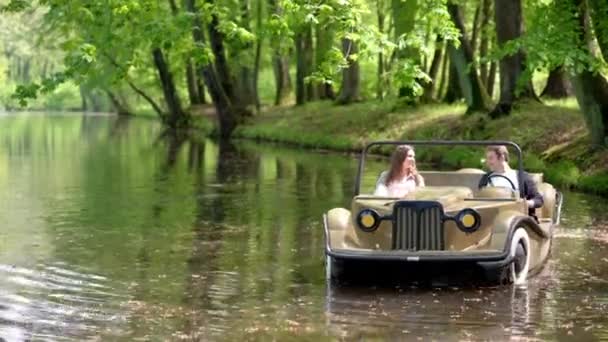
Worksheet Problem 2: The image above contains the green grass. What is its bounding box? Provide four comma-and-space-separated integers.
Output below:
215, 97, 608, 196
234, 99, 467, 150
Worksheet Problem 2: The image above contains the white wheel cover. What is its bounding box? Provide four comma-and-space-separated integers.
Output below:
510, 228, 530, 285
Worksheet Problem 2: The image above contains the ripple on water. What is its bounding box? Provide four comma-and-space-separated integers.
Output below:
0, 263, 128, 341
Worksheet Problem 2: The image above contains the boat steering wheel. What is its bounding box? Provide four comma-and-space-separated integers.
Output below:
486, 173, 517, 191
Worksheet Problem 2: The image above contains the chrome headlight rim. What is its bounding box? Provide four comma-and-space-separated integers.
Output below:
356, 208, 381, 232
455, 208, 481, 233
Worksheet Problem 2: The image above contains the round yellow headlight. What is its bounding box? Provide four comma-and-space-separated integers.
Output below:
361, 214, 376, 228
357, 209, 380, 232
461, 213, 476, 228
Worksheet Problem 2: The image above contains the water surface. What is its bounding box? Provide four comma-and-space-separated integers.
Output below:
0, 113, 607, 341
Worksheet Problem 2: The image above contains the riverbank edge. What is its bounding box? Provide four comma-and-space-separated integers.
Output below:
192, 99, 608, 197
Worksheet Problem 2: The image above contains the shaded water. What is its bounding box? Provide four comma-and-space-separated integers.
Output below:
0, 113, 607, 341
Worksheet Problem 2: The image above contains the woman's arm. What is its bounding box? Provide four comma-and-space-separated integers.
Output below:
416, 174, 425, 187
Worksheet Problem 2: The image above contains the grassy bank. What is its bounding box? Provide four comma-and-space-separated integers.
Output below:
205, 98, 606, 196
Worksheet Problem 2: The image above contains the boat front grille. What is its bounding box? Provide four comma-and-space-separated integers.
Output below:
393, 204, 444, 251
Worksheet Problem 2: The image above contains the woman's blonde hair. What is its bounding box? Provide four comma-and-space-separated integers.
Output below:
385, 145, 421, 185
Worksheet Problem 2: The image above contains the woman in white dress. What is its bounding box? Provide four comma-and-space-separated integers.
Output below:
374, 145, 425, 197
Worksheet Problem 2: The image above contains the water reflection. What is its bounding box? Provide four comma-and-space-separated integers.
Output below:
0, 262, 129, 340
0, 113, 607, 340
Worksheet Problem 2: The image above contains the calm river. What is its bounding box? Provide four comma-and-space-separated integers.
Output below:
0, 113, 607, 341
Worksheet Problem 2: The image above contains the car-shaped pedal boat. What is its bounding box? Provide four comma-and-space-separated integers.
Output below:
323, 140, 563, 285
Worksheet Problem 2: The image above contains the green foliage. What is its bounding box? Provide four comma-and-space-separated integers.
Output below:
579, 172, 608, 196
0, 0, 29, 12
442, 146, 483, 169
486, 0, 604, 96
544, 160, 581, 188
522, 153, 546, 172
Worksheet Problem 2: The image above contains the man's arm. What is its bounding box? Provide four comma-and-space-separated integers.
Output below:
524, 173, 544, 208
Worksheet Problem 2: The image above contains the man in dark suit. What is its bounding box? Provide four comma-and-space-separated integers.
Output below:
478, 145, 544, 217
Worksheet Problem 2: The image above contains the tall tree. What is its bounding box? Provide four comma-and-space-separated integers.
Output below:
336, 38, 360, 104
478, 0, 492, 87
438, 50, 450, 100
186, 60, 202, 105
315, 22, 336, 100
541, 66, 573, 98
444, 61, 462, 103
252, 0, 263, 111
152, 48, 189, 128
491, 0, 537, 118
376, 0, 386, 100
186, 0, 248, 138
422, 36, 444, 102
571, 0, 608, 146
295, 24, 314, 105
391, 0, 420, 99
268, 0, 292, 105
235, 0, 257, 106
447, 2, 490, 112
167, 0, 203, 107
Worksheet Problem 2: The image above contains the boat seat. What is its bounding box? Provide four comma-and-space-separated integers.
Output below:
419, 171, 485, 191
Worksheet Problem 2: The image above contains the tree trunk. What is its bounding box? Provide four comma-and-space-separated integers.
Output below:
273, 55, 292, 105
587, 0, 608, 58
268, 0, 292, 105
238, 67, 255, 106
168, 0, 178, 12
447, 2, 491, 112
392, 0, 419, 99
336, 38, 361, 104
171, 0, 200, 107
444, 59, 462, 103
186, 59, 201, 105
236, 0, 255, 106
80, 85, 88, 111
104, 52, 165, 117
471, 5, 482, 55
22, 58, 31, 83
487, 61, 497, 98
187, 0, 247, 138
572, 72, 608, 146
315, 22, 336, 100
295, 25, 314, 105
438, 50, 450, 100
304, 27, 316, 101
377, 0, 386, 100
88, 90, 105, 112
422, 36, 444, 102
152, 48, 189, 128
196, 73, 206, 104
479, 0, 492, 86
377, 49, 385, 100
491, 0, 537, 118
207, 12, 237, 104
541, 66, 573, 98
106, 90, 131, 115
571, 0, 608, 146
295, 31, 306, 105
41, 59, 49, 79
252, 0, 263, 111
